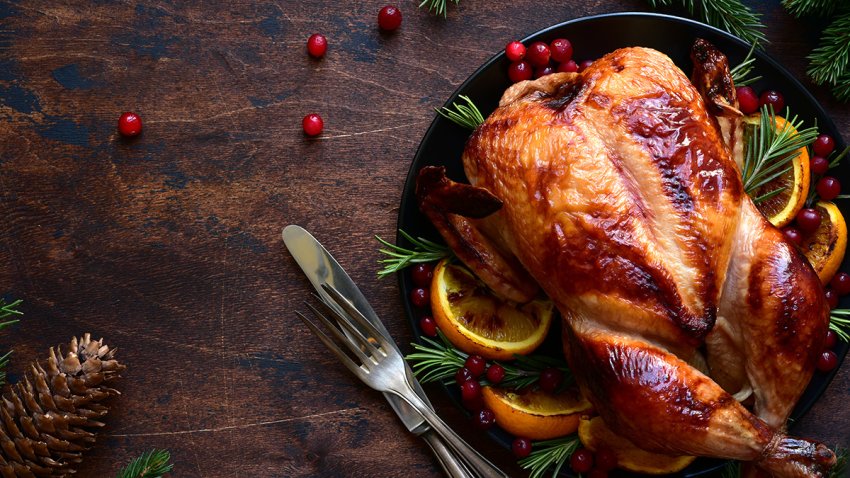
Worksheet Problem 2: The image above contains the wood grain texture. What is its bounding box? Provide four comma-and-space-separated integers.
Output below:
0, 1, 847, 477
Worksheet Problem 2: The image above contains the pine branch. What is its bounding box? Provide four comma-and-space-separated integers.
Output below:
436, 95, 485, 130
0, 298, 22, 328
375, 230, 452, 278
517, 435, 581, 478
116, 449, 173, 478
419, 0, 459, 17
833, 72, 850, 103
646, 0, 766, 45
781, 0, 840, 18
807, 12, 850, 87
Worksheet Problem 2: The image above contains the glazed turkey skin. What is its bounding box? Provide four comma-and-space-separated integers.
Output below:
417, 43, 834, 477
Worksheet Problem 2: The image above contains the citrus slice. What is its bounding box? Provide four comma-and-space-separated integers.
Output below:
745, 115, 811, 228
578, 416, 696, 474
430, 258, 553, 360
481, 386, 592, 440
800, 201, 848, 285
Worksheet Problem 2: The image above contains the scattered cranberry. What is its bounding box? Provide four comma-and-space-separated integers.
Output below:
508, 61, 533, 83
534, 66, 554, 78
594, 448, 618, 471
512, 437, 533, 458
578, 59, 593, 72
830, 272, 850, 296
461, 380, 481, 401
419, 316, 437, 337
795, 208, 821, 233
307, 33, 327, 58
759, 90, 785, 113
783, 228, 803, 246
117, 112, 142, 137
526, 42, 551, 67
588, 469, 609, 478
410, 287, 429, 307
474, 408, 496, 429
539, 367, 563, 393
813, 134, 836, 158
817, 176, 841, 201
557, 60, 578, 73
302, 113, 324, 136
736, 86, 759, 115
811, 156, 830, 176
456, 366, 475, 385
505, 41, 526, 62
549, 39, 573, 63
825, 289, 839, 309
377, 5, 402, 31
570, 448, 594, 473
411, 263, 434, 287
465, 355, 487, 377
486, 363, 505, 384
825, 330, 838, 349
816, 350, 838, 372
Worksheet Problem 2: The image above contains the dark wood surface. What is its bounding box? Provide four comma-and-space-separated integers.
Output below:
1, 1, 847, 476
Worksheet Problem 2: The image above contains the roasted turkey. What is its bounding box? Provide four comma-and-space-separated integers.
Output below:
417, 40, 836, 477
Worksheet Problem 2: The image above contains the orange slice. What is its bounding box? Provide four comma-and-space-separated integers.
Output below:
746, 115, 810, 228
800, 201, 848, 285
481, 386, 592, 440
578, 416, 696, 474
430, 258, 553, 360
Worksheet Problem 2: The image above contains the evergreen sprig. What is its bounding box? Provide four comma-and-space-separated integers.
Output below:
829, 309, 850, 342
645, 0, 766, 45
419, 0, 459, 17
116, 449, 173, 478
806, 11, 850, 101
375, 230, 452, 278
0, 298, 22, 328
436, 95, 485, 130
730, 42, 762, 87
517, 435, 581, 478
831, 447, 848, 478
782, 0, 840, 17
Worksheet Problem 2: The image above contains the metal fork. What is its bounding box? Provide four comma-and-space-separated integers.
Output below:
296, 283, 509, 478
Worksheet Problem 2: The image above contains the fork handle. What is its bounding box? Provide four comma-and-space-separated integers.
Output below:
421, 428, 476, 478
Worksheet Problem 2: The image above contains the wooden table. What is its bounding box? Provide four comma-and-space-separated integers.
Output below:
1, 1, 847, 476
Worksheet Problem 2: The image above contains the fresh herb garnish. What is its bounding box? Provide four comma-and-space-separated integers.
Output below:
517, 435, 582, 478
376, 230, 452, 278
418, 0, 459, 17
436, 95, 485, 130
830, 309, 850, 342
116, 449, 174, 478
730, 41, 762, 87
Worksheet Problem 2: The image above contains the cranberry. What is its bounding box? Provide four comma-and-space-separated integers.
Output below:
410, 287, 429, 307
474, 408, 496, 429
570, 448, 594, 473
455, 366, 475, 385
377, 5, 402, 31
534, 66, 554, 79
302, 113, 324, 136
817, 176, 841, 201
539, 367, 563, 393
813, 134, 836, 158
411, 263, 434, 287
307, 33, 327, 58
508, 61, 533, 83
460, 380, 481, 401
825, 330, 838, 349
825, 289, 840, 309
526, 42, 551, 67
795, 208, 821, 233
465, 355, 487, 377
783, 228, 803, 246
419, 316, 437, 337
512, 437, 533, 458
549, 38, 573, 63
811, 156, 830, 175
816, 350, 838, 372
588, 469, 609, 478
486, 363, 505, 384
505, 41, 526, 62
557, 60, 578, 73
578, 59, 593, 72
594, 448, 618, 470
759, 90, 785, 113
830, 272, 850, 296
118, 112, 143, 137
736, 86, 759, 115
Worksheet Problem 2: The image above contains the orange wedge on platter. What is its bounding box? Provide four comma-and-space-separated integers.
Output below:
481, 386, 592, 440
800, 201, 848, 285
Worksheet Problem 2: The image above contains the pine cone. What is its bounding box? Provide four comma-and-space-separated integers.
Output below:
0, 334, 125, 477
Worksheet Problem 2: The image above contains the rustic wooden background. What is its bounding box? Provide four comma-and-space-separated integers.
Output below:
1, 1, 847, 476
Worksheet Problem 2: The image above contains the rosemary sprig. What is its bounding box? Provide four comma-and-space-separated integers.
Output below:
829, 309, 850, 342
116, 449, 173, 478
721, 460, 741, 478
730, 42, 762, 87
645, 0, 767, 45
517, 435, 581, 478
831, 447, 848, 478
741, 105, 819, 202
375, 230, 452, 278
418, 0, 459, 17
436, 95, 485, 130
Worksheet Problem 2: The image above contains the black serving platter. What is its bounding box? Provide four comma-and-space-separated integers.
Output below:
396, 12, 848, 477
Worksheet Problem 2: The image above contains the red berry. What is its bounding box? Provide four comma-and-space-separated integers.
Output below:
570, 448, 594, 473
419, 316, 437, 337
830, 272, 850, 296
736, 86, 759, 115
505, 41, 526, 62
508, 61, 533, 83
411, 263, 434, 287
578, 59, 593, 72
410, 287, 429, 307
307, 33, 327, 58
539, 367, 563, 393
534, 66, 554, 79
486, 363, 505, 384
813, 134, 836, 158
817, 176, 841, 201
302, 113, 324, 136
465, 355, 487, 377
549, 38, 573, 63
783, 228, 803, 246
825, 330, 838, 349
474, 408, 496, 429
461, 380, 481, 401
759, 90, 785, 112
816, 350, 838, 372
594, 448, 618, 470
512, 437, 533, 458
588, 469, 609, 478
526, 42, 551, 67
456, 366, 475, 385
117, 112, 142, 137
811, 156, 830, 175
557, 60, 578, 73
825, 289, 840, 309
377, 5, 402, 31
795, 208, 821, 233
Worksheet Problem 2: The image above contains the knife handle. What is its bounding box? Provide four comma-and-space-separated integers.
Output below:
421, 428, 475, 478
